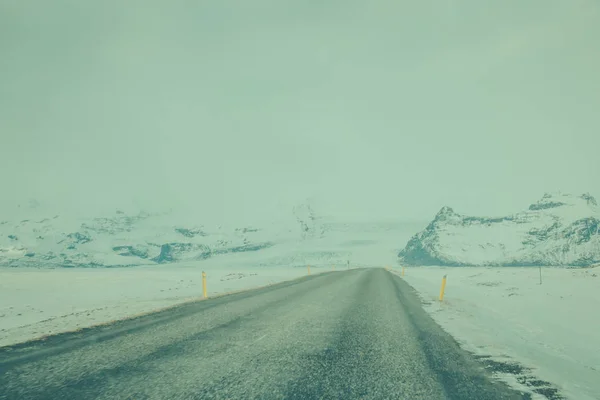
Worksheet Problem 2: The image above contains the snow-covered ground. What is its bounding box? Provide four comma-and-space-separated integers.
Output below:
396, 266, 600, 400
0, 262, 324, 348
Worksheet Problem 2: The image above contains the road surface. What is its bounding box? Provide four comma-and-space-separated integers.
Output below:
0, 268, 529, 399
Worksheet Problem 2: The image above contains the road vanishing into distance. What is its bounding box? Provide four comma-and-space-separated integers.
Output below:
0, 268, 530, 400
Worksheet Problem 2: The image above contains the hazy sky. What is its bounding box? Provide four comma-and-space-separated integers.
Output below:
1, 0, 599, 223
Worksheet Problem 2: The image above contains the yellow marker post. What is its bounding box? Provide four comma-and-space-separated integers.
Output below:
202, 271, 208, 299
402, 266, 405, 277
307, 265, 311, 275
439, 275, 447, 302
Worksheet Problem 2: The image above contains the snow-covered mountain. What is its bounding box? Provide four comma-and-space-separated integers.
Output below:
0, 207, 309, 268
0, 200, 420, 268
398, 193, 600, 267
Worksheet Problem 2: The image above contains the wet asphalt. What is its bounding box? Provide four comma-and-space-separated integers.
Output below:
0, 268, 530, 400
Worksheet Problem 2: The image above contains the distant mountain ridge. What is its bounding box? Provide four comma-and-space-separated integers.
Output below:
0, 206, 314, 268
398, 193, 600, 267
0, 203, 420, 269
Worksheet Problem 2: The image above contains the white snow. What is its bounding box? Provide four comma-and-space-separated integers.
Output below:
0, 263, 317, 347
396, 266, 600, 400
0, 204, 424, 269
238, 219, 424, 269
400, 193, 600, 266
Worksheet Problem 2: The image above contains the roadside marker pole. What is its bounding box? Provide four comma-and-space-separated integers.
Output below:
439, 275, 447, 302
202, 271, 208, 299
402, 266, 405, 277
307, 265, 311, 275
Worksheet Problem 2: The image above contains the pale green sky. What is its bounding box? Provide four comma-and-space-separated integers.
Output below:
1, 0, 599, 223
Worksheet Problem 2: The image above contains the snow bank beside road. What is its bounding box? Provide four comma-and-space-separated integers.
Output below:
0, 263, 315, 347
398, 266, 600, 400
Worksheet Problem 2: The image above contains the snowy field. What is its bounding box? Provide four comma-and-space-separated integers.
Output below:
0, 262, 328, 348
396, 266, 600, 400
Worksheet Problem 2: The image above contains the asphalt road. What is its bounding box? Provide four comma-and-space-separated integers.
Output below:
0, 268, 530, 400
